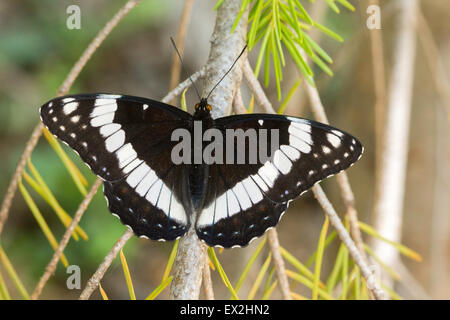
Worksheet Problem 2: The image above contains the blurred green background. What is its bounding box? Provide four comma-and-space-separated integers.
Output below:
0, 0, 448, 299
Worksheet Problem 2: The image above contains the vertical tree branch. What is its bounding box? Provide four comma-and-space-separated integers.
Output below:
371, 0, 418, 288
169, 0, 248, 300
202, 2, 248, 118
169, 228, 208, 300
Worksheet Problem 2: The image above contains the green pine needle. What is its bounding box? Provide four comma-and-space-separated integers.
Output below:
18, 180, 69, 268
0, 244, 30, 300
120, 249, 136, 300
228, 0, 352, 99
208, 247, 239, 299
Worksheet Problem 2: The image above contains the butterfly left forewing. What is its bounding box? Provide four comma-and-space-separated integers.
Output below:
39, 94, 192, 181
40, 93, 194, 241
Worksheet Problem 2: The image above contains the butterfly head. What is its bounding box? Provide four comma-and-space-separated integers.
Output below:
195, 98, 212, 113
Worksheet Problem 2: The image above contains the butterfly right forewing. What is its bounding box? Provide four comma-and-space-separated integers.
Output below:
195, 114, 363, 247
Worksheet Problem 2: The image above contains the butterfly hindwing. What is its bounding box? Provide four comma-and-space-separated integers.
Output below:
196, 163, 288, 248
104, 164, 191, 241
40, 94, 193, 241
195, 114, 363, 247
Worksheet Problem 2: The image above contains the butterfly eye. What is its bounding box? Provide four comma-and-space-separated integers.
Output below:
194, 103, 200, 110
207, 104, 212, 111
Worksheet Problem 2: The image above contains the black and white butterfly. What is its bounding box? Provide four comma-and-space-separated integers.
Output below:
39, 94, 363, 248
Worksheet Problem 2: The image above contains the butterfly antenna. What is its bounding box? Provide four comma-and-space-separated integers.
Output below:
170, 36, 201, 101
206, 45, 247, 100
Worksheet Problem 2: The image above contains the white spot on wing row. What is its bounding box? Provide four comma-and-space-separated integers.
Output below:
327, 133, 341, 148
116, 143, 137, 167
280, 145, 300, 161
258, 161, 279, 187
196, 174, 267, 228
90, 113, 114, 127
121, 151, 188, 225
288, 125, 312, 145
289, 135, 311, 154
272, 149, 292, 175
91, 101, 118, 117
62, 97, 75, 104
105, 129, 125, 152
100, 123, 121, 138
63, 102, 78, 115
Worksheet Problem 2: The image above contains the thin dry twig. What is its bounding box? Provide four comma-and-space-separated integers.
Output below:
312, 185, 385, 300
169, 0, 195, 105
3, 0, 203, 301
300, 51, 368, 270
233, 87, 248, 114
202, 254, 215, 300
302, 75, 367, 264
79, 229, 134, 300
162, 67, 205, 104
57, 0, 143, 96
31, 178, 103, 300
0, 0, 143, 236
242, 60, 276, 114
267, 229, 291, 300
0, 122, 44, 234
282, 0, 328, 116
